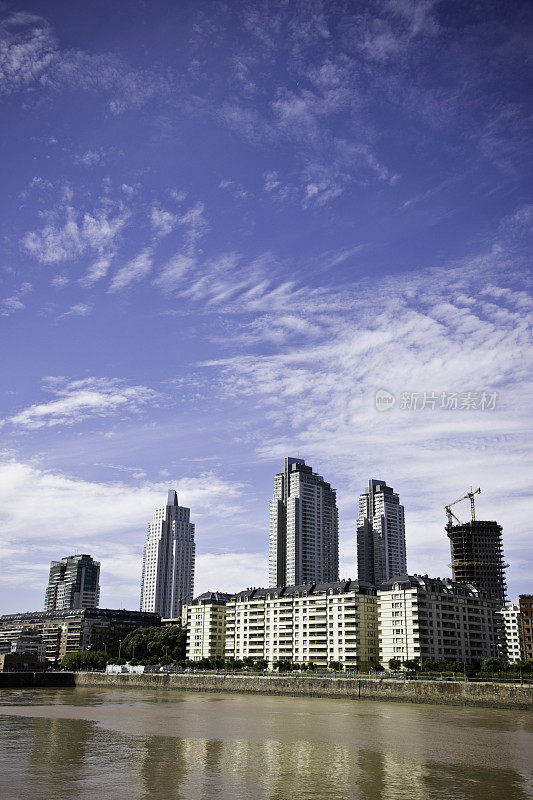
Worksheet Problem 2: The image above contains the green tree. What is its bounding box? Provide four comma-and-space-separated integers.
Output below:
252, 658, 268, 671
403, 658, 420, 672
481, 657, 507, 674
120, 625, 186, 662
62, 650, 108, 671
422, 658, 440, 672
212, 655, 225, 669
274, 659, 295, 672
445, 660, 464, 673
388, 658, 401, 671
329, 661, 343, 671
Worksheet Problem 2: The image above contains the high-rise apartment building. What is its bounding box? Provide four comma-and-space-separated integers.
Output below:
140, 490, 195, 618
357, 479, 406, 586
224, 580, 379, 669
500, 605, 523, 663
44, 554, 100, 611
379, 574, 501, 667
519, 595, 533, 663
447, 520, 507, 605
185, 591, 234, 662
269, 458, 339, 587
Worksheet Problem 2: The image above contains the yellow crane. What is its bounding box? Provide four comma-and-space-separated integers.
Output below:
444, 487, 481, 528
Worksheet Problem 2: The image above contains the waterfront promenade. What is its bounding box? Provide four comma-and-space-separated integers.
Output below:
2, 671, 532, 709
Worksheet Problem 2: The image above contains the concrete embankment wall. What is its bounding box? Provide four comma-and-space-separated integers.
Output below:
74, 673, 533, 710
0, 671, 75, 688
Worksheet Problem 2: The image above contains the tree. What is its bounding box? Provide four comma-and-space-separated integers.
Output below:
212, 656, 225, 669
252, 658, 268, 671
329, 661, 343, 671
274, 659, 295, 672
388, 658, 401, 671
445, 660, 464, 673
422, 658, 440, 672
481, 657, 507, 674
403, 658, 420, 672
62, 650, 108, 671
120, 625, 186, 662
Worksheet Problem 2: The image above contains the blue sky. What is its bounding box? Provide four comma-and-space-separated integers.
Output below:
1, 0, 531, 614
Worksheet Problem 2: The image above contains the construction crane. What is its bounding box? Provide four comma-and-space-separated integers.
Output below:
444, 487, 481, 528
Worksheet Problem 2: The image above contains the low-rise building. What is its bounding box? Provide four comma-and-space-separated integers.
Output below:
500, 605, 523, 663
0, 627, 45, 659
185, 591, 234, 662
378, 574, 501, 668
0, 608, 160, 663
0, 652, 48, 672
225, 580, 379, 669
519, 595, 533, 663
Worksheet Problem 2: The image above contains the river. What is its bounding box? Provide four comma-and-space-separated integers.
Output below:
0, 687, 531, 800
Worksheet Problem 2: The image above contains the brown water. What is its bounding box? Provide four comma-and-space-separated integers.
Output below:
0, 688, 531, 800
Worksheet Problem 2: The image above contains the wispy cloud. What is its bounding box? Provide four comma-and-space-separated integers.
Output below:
108, 247, 153, 292
22, 200, 130, 265
2, 376, 161, 429
0, 281, 32, 316
0, 11, 172, 112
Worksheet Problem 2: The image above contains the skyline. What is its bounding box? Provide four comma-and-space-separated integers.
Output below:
1, 1, 532, 613
4, 471, 522, 614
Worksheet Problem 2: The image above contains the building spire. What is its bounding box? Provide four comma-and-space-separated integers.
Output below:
167, 489, 178, 506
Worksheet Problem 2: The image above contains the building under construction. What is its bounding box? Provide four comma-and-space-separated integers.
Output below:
445, 489, 508, 606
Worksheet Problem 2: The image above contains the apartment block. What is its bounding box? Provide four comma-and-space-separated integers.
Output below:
269, 458, 339, 587
185, 591, 233, 662
500, 605, 523, 663
45, 554, 100, 611
519, 595, 533, 663
225, 580, 379, 669
140, 490, 195, 618
0, 608, 160, 663
357, 479, 407, 586
378, 574, 501, 668
447, 520, 507, 605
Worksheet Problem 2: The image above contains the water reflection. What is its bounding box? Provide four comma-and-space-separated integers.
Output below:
0, 691, 531, 800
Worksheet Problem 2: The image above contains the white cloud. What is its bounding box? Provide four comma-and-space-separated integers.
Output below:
0, 281, 32, 316
79, 257, 112, 287
22, 203, 129, 264
108, 248, 153, 292
58, 302, 93, 318
74, 149, 105, 166
150, 206, 178, 237
3, 376, 161, 429
50, 275, 69, 288
0, 454, 249, 610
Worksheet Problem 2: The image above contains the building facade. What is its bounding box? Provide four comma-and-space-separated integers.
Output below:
0, 627, 45, 659
357, 479, 407, 586
140, 490, 195, 618
0, 608, 160, 663
45, 554, 100, 611
225, 580, 379, 669
378, 574, 501, 668
500, 605, 523, 663
447, 520, 507, 605
269, 458, 339, 587
185, 591, 234, 662
519, 595, 533, 663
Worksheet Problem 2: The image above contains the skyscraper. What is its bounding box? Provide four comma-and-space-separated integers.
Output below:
140, 490, 195, 618
357, 479, 406, 586
269, 457, 339, 587
447, 520, 507, 605
45, 554, 100, 611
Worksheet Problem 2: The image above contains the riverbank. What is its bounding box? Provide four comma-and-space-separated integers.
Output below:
1, 671, 531, 708
74, 672, 532, 709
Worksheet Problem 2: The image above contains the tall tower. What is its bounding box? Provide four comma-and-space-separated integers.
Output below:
357, 479, 406, 586
447, 520, 507, 605
45, 554, 100, 611
269, 457, 339, 587
140, 490, 195, 618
